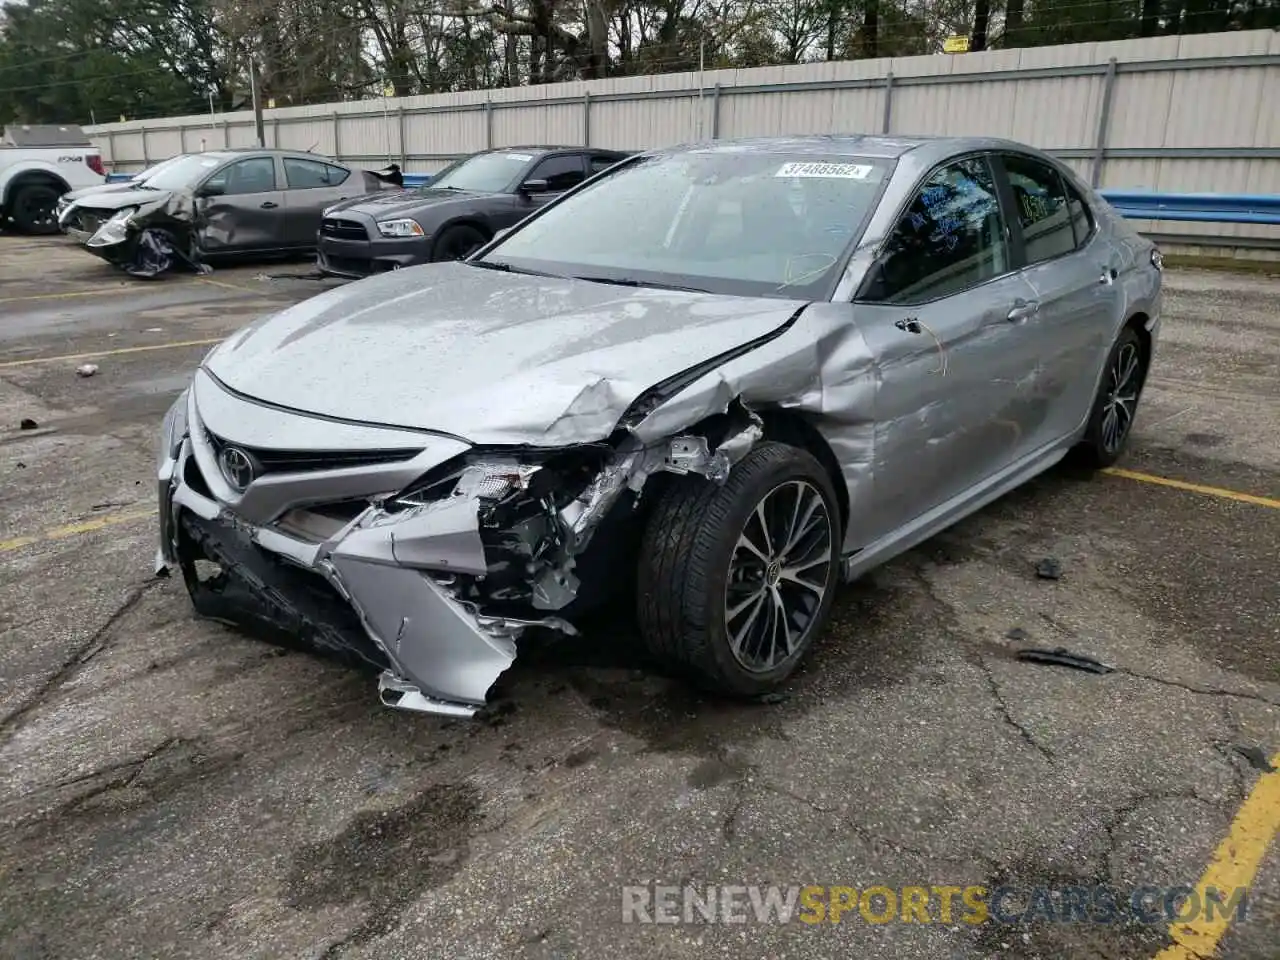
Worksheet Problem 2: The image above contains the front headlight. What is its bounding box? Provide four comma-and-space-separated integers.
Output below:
157, 388, 190, 471
87, 206, 138, 247
377, 218, 425, 238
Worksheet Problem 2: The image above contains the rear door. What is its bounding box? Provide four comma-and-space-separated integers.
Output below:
281, 156, 361, 246
995, 152, 1121, 453
197, 155, 285, 253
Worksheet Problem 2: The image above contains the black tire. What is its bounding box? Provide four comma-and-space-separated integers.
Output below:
432, 223, 488, 262
637, 441, 841, 698
1075, 325, 1147, 469
10, 183, 61, 235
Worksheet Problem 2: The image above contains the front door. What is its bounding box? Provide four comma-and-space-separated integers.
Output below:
853, 154, 1040, 544
198, 156, 285, 253
997, 153, 1121, 453
519, 153, 587, 211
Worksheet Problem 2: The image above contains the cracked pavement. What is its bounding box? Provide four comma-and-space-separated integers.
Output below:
1, 237, 1278, 959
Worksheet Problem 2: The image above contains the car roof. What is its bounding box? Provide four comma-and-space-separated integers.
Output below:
479, 145, 630, 155
646, 134, 1051, 163
195, 147, 349, 165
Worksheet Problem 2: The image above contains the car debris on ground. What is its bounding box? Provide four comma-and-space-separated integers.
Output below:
1035, 557, 1063, 580
1015, 646, 1115, 674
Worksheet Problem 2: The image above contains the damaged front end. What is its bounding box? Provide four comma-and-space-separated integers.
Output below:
156, 374, 764, 718
71, 193, 209, 279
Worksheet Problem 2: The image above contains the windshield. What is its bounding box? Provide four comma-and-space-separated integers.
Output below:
481, 151, 892, 299
428, 151, 535, 193
133, 155, 188, 182
138, 154, 229, 191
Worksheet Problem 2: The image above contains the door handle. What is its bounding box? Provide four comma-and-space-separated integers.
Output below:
1007, 299, 1039, 323
260, 201, 279, 209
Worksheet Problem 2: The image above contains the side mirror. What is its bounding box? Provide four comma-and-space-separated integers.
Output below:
520, 178, 549, 195
198, 182, 225, 198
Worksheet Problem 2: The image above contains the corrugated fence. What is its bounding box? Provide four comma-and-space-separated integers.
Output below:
86, 28, 1280, 253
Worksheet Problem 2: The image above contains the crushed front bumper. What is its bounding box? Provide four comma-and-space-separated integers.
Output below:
155, 376, 566, 718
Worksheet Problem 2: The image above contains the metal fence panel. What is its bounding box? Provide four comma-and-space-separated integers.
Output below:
82, 28, 1280, 254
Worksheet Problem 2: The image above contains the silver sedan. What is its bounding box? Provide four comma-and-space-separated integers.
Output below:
155, 135, 1162, 717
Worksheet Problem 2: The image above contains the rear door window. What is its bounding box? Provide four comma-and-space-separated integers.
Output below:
284, 157, 350, 189
1001, 154, 1076, 264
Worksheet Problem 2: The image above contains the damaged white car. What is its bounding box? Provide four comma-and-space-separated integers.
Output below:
156, 135, 1162, 717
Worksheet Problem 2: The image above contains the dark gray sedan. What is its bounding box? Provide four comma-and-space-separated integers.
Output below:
60, 149, 392, 259
316, 146, 632, 277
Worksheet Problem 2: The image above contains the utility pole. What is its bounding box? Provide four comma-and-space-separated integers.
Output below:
249, 58, 265, 147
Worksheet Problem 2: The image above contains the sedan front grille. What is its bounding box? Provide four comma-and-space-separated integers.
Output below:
205, 431, 421, 477
70, 208, 111, 234
321, 217, 369, 240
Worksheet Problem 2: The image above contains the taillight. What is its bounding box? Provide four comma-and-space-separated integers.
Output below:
87, 155, 106, 176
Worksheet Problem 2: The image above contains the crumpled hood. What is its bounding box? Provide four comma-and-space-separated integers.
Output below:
324, 188, 493, 220
204, 261, 809, 446
63, 181, 139, 204
70, 186, 178, 212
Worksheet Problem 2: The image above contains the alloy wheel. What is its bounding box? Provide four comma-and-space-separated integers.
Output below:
1100, 341, 1142, 453
724, 479, 833, 673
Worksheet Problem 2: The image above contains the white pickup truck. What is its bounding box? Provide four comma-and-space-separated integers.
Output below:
1, 125, 106, 234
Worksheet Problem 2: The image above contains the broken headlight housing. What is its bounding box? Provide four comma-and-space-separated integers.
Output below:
390, 446, 616, 606
392, 446, 610, 511
157, 388, 189, 470
87, 206, 138, 247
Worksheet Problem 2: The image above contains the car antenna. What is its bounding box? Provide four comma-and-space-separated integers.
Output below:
306, 140, 319, 153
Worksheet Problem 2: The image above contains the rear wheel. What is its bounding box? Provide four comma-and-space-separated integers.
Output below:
432, 223, 487, 262
637, 442, 840, 698
1075, 325, 1147, 468
10, 183, 61, 234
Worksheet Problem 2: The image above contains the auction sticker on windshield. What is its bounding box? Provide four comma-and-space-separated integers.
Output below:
506, 153, 534, 162
775, 162, 874, 179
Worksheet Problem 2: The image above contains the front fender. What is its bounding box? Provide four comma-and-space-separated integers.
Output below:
0, 161, 70, 205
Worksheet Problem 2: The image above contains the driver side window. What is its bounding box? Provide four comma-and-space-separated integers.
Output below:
528, 154, 586, 192
862, 156, 1010, 305
207, 157, 277, 196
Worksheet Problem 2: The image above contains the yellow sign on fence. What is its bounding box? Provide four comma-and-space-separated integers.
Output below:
943, 35, 970, 54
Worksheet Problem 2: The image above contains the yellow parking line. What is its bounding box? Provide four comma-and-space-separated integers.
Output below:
0, 286, 140, 305
0, 508, 157, 554
1103, 467, 1280, 510
0, 338, 221, 369
1151, 750, 1280, 960
197, 275, 258, 294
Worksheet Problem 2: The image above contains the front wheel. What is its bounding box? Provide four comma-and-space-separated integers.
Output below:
637, 441, 841, 698
1075, 325, 1147, 469
10, 183, 61, 235
432, 224, 488, 262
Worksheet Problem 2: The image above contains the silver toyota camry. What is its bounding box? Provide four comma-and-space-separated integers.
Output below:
155, 135, 1162, 717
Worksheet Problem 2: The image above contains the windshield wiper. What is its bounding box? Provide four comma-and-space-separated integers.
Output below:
468, 259, 556, 278
572, 275, 710, 294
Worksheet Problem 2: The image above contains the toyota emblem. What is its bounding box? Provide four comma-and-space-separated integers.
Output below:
218, 446, 257, 491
